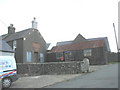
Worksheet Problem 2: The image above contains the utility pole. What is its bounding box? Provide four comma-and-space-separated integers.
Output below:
113, 23, 119, 52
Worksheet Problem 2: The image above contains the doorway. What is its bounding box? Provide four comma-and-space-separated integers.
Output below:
34, 52, 38, 63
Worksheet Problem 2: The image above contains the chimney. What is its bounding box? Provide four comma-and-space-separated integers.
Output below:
8, 24, 15, 34
32, 17, 38, 29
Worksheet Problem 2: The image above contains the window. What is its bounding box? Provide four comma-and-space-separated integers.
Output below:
26, 52, 32, 62
56, 52, 64, 61
13, 40, 17, 51
84, 49, 92, 57
40, 53, 44, 63
65, 51, 74, 61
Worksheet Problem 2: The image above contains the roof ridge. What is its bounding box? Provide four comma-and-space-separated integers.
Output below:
74, 33, 86, 40
87, 37, 107, 40
2, 28, 35, 41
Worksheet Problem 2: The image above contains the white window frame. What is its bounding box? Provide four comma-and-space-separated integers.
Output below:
39, 53, 44, 63
13, 40, 17, 51
84, 49, 92, 57
26, 51, 32, 62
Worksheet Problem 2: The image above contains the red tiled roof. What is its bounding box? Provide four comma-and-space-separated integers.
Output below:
50, 40, 104, 52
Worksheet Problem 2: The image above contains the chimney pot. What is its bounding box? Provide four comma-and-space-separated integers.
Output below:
8, 24, 15, 34
32, 17, 38, 29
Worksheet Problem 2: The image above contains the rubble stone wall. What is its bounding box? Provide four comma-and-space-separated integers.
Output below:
17, 61, 81, 76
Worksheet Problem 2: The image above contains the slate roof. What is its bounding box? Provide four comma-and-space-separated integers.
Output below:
87, 37, 108, 41
73, 33, 86, 42
46, 43, 51, 49
0, 40, 14, 52
75, 33, 85, 39
56, 34, 86, 46
56, 40, 73, 46
50, 40, 104, 53
1, 28, 37, 41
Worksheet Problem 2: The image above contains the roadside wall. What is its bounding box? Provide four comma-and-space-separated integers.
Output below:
17, 61, 81, 76
107, 52, 118, 63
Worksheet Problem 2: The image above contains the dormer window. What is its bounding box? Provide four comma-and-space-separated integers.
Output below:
13, 40, 17, 51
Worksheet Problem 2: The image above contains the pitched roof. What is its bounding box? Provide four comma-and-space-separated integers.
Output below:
87, 37, 107, 41
73, 33, 86, 43
1, 28, 36, 41
0, 40, 14, 52
50, 40, 104, 53
75, 33, 86, 39
56, 33, 86, 46
46, 43, 51, 49
56, 40, 73, 46
55, 36, 110, 52
87, 37, 111, 51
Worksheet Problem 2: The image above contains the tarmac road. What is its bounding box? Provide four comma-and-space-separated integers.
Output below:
10, 73, 81, 88
45, 63, 119, 88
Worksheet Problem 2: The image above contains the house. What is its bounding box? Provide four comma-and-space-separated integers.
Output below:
47, 34, 110, 65
0, 40, 14, 56
0, 18, 46, 63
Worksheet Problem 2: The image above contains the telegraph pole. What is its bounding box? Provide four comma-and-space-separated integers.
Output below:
113, 23, 119, 52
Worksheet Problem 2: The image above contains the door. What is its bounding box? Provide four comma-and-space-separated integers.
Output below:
34, 52, 38, 63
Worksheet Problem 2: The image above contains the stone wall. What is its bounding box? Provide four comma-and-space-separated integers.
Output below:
17, 61, 81, 76
107, 52, 118, 63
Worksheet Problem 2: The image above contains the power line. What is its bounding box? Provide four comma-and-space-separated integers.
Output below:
0, 18, 8, 28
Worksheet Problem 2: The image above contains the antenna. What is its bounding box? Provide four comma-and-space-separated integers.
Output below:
0, 19, 7, 28
113, 23, 119, 52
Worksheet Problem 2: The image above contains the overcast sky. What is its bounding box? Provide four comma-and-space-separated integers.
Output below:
0, 0, 119, 52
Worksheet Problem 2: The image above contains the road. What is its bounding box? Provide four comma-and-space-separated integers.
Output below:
10, 73, 80, 88
9, 65, 106, 88
7, 63, 118, 89
45, 63, 119, 88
